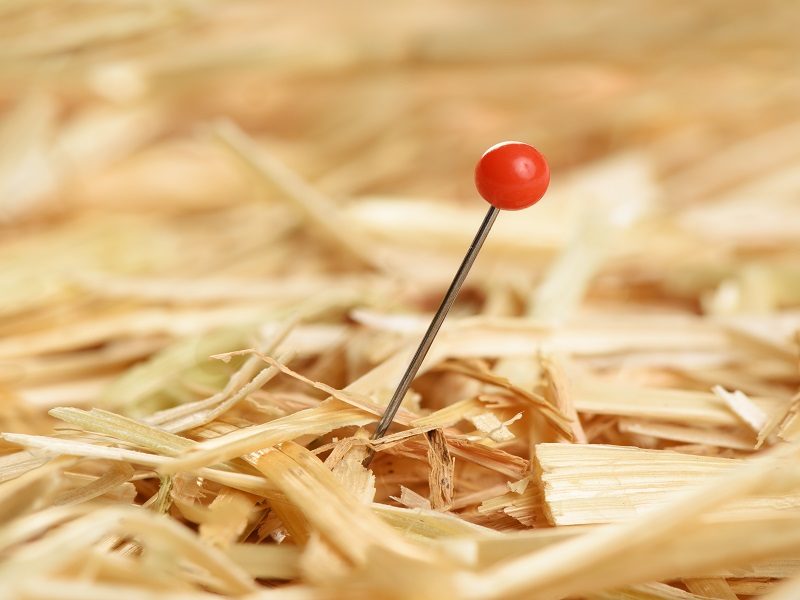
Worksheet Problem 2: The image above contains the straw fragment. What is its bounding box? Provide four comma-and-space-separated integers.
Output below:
425, 429, 454, 510
534, 442, 800, 525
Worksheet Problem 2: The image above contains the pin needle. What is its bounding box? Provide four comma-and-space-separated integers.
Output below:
365, 141, 550, 466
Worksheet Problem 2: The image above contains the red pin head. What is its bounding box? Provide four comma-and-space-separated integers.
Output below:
474, 141, 550, 210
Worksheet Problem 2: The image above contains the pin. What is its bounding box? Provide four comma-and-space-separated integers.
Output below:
366, 141, 550, 464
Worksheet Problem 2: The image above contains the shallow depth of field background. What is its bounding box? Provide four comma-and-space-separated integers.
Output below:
3, 2, 799, 217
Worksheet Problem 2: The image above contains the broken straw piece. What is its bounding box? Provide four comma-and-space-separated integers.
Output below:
534, 443, 800, 526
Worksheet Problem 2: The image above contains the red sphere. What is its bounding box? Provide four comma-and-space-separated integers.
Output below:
474, 141, 550, 210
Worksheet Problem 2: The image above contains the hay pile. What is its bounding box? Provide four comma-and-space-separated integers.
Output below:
1, 2, 799, 599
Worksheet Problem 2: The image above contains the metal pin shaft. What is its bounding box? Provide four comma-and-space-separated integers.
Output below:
368, 205, 500, 454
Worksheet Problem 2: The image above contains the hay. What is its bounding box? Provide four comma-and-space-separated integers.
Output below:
1, 1, 799, 599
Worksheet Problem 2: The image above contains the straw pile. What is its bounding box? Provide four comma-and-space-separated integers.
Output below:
1, 2, 799, 599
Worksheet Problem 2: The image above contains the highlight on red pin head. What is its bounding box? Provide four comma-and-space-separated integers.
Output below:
474, 141, 550, 211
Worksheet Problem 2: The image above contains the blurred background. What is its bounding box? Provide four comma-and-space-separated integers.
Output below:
0, 0, 799, 428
